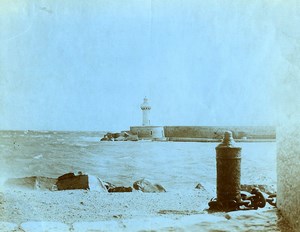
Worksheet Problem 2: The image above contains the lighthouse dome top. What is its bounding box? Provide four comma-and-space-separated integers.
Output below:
140, 97, 151, 110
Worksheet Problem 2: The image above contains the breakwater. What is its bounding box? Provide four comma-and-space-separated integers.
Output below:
164, 126, 276, 140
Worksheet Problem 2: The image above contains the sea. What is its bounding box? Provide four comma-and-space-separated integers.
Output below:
0, 130, 277, 192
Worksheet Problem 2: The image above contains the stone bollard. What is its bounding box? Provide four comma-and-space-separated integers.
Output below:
208, 131, 242, 211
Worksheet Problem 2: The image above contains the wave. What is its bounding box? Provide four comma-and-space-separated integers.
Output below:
78, 136, 102, 142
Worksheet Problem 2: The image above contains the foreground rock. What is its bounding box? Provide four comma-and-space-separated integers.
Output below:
108, 186, 133, 192
56, 173, 107, 192
195, 183, 205, 190
133, 179, 166, 193
103, 181, 133, 192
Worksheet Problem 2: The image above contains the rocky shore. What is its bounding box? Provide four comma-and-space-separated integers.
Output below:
0, 174, 293, 232
0, 188, 293, 232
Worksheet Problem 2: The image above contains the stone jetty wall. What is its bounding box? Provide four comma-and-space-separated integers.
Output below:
164, 126, 276, 139
130, 126, 165, 139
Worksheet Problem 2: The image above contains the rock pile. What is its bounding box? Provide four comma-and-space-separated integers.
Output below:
133, 179, 166, 193
100, 131, 138, 141
103, 181, 133, 192
55, 173, 164, 193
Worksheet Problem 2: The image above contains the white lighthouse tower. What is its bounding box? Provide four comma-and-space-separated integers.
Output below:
140, 97, 151, 126
130, 97, 165, 140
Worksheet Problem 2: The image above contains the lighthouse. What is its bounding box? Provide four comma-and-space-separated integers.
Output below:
140, 97, 151, 126
130, 97, 165, 140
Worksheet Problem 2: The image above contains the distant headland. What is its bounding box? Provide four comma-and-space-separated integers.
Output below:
100, 98, 276, 142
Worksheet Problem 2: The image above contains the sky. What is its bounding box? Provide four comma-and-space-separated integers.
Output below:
0, 0, 299, 131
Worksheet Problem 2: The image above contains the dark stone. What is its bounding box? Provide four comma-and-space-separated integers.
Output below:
106, 133, 113, 138
57, 173, 75, 181
100, 137, 109, 141
103, 133, 114, 140
56, 173, 89, 190
56, 173, 107, 192
108, 186, 133, 192
103, 181, 133, 192
112, 133, 121, 139
133, 179, 166, 193
195, 183, 205, 190
101, 132, 121, 141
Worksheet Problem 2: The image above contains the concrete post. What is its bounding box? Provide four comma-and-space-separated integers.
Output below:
209, 131, 242, 211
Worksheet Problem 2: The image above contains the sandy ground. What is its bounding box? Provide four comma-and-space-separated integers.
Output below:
0, 188, 294, 232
